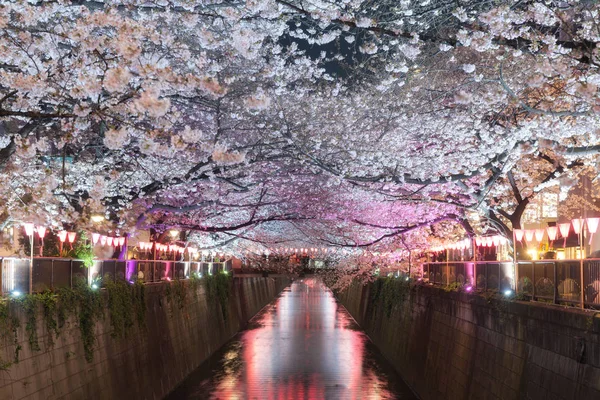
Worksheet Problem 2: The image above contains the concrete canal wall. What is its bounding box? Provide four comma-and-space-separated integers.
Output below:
0, 276, 290, 400
337, 280, 600, 400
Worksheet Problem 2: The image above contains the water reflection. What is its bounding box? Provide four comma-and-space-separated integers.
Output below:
167, 278, 416, 399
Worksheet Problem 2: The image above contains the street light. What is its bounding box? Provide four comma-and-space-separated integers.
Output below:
91, 214, 104, 223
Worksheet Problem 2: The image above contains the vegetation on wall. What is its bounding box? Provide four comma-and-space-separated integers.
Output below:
0, 273, 229, 369
204, 273, 232, 320
105, 278, 146, 339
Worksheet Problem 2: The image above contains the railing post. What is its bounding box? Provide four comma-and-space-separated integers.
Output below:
553, 261, 558, 305
580, 257, 585, 309
474, 262, 477, 288
532, 261, 536, 301
51, 259, 54, 290
484, 262, 488, 291
69, 259, 73, 288
514, 260, 519, 293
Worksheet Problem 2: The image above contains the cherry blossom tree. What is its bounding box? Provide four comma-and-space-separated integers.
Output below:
1, 0, 600, 278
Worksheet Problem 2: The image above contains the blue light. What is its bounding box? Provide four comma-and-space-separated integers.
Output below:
91, 284, 99, 290
504, 289, 513, 297
11, 291, 21, 298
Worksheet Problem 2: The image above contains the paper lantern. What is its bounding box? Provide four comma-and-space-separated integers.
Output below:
525, 230, 534, 242
558, 223, 570, 238
547, 226, 558, 241
475, 237, 482, 247
92, 233, 100, 245
36, 226, 46, 239
572, 218, 584, 235
118, 237, 125, 246
67, 232, 76, 243
58, 231, 68, 242
587, 217, 600, 234
514, 229, 524, 242
23, 223, 34, 236
485, 237, 493, 247
106, 237, 113, 246
535, 229, 545, 242
492, 236, 500, 247
100, 236, 107, 246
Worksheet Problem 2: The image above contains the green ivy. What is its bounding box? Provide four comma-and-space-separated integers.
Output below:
0, 299, 20, 367
172, 279, 187, 310
18, 295, 41, 352
204, 273, 232, 320
105, 278, 135, 339
73, 281, 104, 362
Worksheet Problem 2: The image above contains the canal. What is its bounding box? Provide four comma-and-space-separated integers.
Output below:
167, 277, 417, 399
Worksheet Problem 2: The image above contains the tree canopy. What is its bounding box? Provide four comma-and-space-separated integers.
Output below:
1, 0, 600, 255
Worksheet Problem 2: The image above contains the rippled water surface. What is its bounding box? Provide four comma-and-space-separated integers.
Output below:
167, 278, 416, 399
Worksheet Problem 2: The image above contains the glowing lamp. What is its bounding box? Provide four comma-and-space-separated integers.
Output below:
558, 223, 570, 238
525, 230, 534, 242
23, 223, 34, 236
485, 237, 493, 247
514, 229, 524, 242
572, 218, 584, 235
547, 226, 558, 241
58, 231, 68, 243
100, 236, 107, 246
587, 217, 600, 234
475, 237, 482, 247
535, 229, 545, 242
107, 237, 113, 246
92, 233, 100, 245
67, 232, 76, 243
36, 226, 46, 239
119, 237, 125, 246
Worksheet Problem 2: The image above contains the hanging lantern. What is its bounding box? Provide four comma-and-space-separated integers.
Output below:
92, 233, 100, 245
572, 218, 584, 235
100, 236, 107, 246
558, 223, 570, 238
23, 223, 34, 236
525, 230, 534, 242
485, 237, 493, 247
535, 229, 545, 242
119, 237, 125, 246
587, 217, 600, 234
475, 237, 482, 247
36, 226, 46, 239
547, 227, 558, 241
107, 237, 113, 246
492, 236, 500, 247
514, 229, 524, 242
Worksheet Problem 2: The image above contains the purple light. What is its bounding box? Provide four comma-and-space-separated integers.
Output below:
126, 260, 137, 281
465, 285, 473, 292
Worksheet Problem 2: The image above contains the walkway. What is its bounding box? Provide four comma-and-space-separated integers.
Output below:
167, 277, 416, 399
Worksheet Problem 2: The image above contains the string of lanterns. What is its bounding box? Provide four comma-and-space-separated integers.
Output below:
513, 217, 600, 245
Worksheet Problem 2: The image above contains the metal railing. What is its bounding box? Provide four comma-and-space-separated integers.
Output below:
0, 257, 233, 295
422, 259, 600, 308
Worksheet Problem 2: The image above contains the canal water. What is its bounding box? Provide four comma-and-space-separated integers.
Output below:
167, 277, 416, 399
